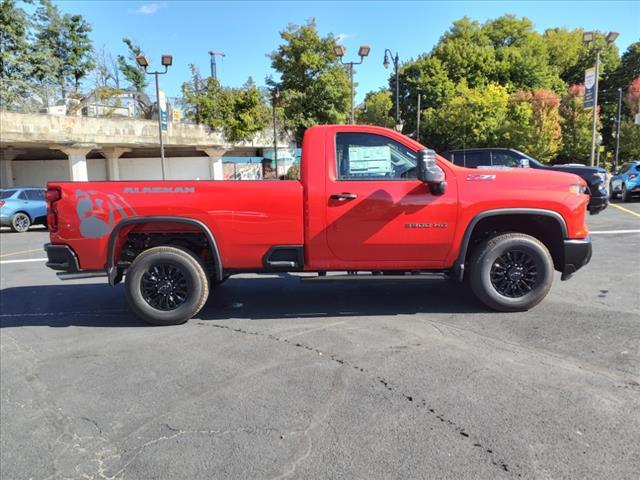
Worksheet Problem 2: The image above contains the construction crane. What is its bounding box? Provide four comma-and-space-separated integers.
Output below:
208, 51, 225, 80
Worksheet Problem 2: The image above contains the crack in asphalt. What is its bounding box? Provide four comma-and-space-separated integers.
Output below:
197, 321, 520, 477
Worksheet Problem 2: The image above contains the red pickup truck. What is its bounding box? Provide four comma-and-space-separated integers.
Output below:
44, 125, 592, 325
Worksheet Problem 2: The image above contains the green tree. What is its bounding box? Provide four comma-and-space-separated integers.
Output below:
483, 15, 564, 92
502, 89, 562, 162
546, 29, 620, 87
32, 0, 66, 96
618, 119, 640, 162
423, 82, 510, 151
65, 14, 94, 90
269, 19, 350, 144
608, 42, 640, 93
181, 67, 270, 142
225, 78, 271, 142
558, 84, 594, 164
31, 0, 94, 97
395, 54, 455, 138
356, 90, 394, 128
432, 17, 496, 88
118, 37, 147, 92
0, 0, 32, 109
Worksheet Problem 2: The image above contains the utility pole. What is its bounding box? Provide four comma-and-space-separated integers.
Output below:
615, 87, 622, 172
383, 49, 401, 131
416, 94, 421, 142
208, 51, 225, 80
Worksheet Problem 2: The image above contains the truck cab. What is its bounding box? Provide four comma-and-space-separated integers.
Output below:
45, 125, 592, 325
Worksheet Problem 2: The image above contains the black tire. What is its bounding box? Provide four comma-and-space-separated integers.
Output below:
469, 233, 554, 312
621, 184, 632, 203
125, 246, 210, 325
10, 212, 31, 232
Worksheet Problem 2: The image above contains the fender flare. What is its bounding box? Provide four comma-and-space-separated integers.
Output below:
105, 216, 223, 285
452, 208, 568, 281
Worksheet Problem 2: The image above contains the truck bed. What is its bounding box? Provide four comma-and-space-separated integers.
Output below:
48, 180, 304, 271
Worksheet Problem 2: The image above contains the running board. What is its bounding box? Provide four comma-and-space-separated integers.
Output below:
301, 273, 446, 282
57, 271, 107, 280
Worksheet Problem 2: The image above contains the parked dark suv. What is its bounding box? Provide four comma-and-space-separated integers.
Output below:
441, 148, 608, 214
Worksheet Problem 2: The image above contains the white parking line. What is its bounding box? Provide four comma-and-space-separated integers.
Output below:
0, 258, 47, 264
590, 230, 640, 235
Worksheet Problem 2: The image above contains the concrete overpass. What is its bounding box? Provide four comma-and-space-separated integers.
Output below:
0, 111, 295, 187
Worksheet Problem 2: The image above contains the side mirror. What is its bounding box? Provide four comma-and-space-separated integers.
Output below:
518, 158, 530, 168
417, 149, 447, 195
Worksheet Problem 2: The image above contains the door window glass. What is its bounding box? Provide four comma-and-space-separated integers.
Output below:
25, 190, 43, 201
490, 151, 521, 167
336, 132, 417, 180
18, 191, 28, 200
457, 151, 488, 168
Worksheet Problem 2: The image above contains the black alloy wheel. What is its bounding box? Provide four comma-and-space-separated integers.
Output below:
489, 250, 538, 298
141, 263, 189, 311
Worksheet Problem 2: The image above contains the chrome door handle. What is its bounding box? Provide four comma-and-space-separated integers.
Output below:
330, 193, 357, 200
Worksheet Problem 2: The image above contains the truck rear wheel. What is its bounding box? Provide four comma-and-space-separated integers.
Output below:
125, 246, 209, 325
468, 233, 553, 312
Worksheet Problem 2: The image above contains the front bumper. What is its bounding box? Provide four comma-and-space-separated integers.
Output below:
561, 236, 592, 281
587, 194, 608, 214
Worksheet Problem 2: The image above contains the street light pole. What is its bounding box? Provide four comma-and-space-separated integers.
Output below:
153, 71, 166, 179
615, 87, 622, 172
271, 85, 279, 178
589, 49, 601, 167
583, 31, 618, 167
137, 54, 173, 180
383, 49, 400, 129
334, 44, 370, 124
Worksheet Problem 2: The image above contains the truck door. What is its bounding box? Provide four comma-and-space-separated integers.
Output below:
325, 131, 457, 264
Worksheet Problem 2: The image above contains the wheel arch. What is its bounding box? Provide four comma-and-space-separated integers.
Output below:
453, 208, 568, 280
12, 210, 32, 221
105, 216, 223, 285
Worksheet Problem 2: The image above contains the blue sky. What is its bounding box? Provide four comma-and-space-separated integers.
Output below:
53, 1, 639, 103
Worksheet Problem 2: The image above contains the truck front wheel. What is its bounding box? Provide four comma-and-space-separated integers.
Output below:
469, 233, 553, 312
125, 246, 210, 325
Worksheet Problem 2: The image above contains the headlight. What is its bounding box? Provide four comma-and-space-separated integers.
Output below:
569, 184, 589, 194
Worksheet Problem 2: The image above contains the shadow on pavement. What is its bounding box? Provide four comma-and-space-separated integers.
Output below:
0, 274, 486, 328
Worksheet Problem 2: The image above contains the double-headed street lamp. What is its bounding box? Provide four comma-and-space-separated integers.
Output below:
334, 44, 370, 124
583, 30, 618, 167
383, 49, 401, 131
136, 53, 173, 180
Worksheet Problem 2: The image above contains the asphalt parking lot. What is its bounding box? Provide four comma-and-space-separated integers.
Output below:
1, 202, 639, 480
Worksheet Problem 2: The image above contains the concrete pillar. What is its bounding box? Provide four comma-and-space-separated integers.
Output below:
197, 147, 227, 180
53, 143, 97, 182
0, 148, 23, 188
100, 147, 131, 181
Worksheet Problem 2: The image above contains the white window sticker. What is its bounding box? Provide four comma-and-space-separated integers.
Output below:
348, 146, 392, 176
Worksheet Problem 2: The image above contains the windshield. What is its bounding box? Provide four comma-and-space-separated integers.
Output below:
0, 190, 17, 199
